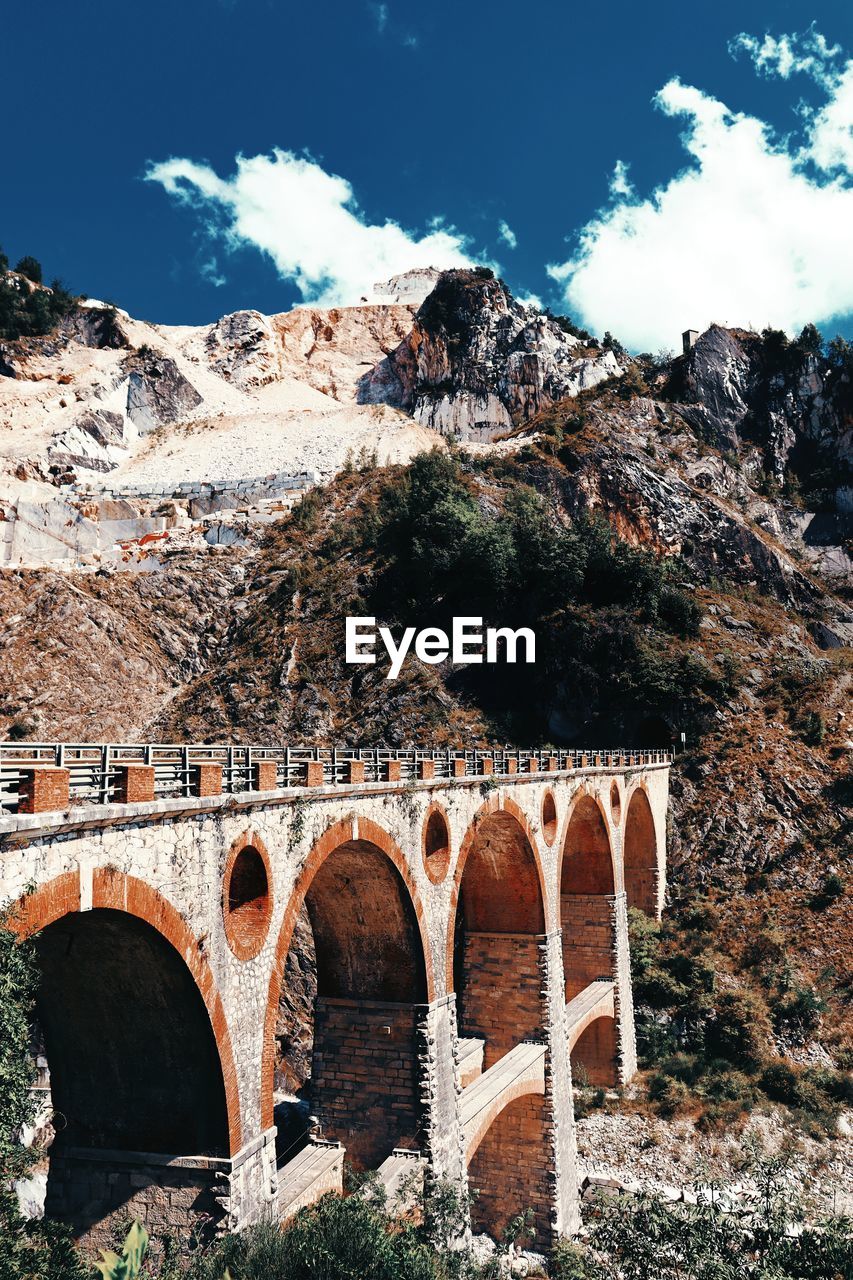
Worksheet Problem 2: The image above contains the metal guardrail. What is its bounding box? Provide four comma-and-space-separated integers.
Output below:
0, 743, 671, 815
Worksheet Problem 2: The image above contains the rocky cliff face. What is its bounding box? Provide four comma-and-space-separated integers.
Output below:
360, 269, 620, 438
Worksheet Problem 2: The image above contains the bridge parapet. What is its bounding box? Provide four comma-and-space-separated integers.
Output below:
0, 741, 671, 816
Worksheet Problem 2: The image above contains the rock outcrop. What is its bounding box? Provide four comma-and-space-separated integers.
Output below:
359, 269, 621, 439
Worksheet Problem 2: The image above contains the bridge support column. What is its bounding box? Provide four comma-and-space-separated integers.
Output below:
225, 1127, 278, 1232
610, 891, 637, 1083
417, 994, 467, 1193
539, 929, 581, 1240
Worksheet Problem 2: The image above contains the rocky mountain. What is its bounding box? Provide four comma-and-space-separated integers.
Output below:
0, 267, 850, 1138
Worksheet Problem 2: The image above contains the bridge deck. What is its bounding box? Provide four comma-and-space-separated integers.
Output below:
460, 1041, 546, 1160
457, 1036, 485, 1086
277, 1141, 344, 1222
566, 980, 615, 1050
376, 1148, 426, 1211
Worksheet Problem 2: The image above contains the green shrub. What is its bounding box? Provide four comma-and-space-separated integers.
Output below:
705, 989, 771, 1068
14, 255, 42, 284
583, 1150, 853, 1279
94, 1221, 149, 1279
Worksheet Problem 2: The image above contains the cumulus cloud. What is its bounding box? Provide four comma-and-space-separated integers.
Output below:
498, 219, 517, 249
146, 149, 474, 305
549, 30, 853, 350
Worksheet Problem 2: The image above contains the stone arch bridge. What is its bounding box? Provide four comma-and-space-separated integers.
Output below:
0, 743, 669, 1251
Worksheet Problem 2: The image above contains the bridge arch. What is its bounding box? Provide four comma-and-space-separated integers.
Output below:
446, 796, 552, 1245
262, 816, 433, 1167
9, 869, 240, 1245
623, 786, 659, 917
560, 793, 619, 1086
446, 794, 547, 994
11, 868, 241, 1154
559, 792, 616, 898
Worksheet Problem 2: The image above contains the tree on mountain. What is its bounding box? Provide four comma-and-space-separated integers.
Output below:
14, 256, 42, 284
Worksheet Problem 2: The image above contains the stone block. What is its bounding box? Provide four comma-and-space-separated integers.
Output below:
417, 759, 435, 781
18, 767, 70, 814
114, 764, 155, 805
384, 760, 401, 782
252, 760, 278, 791
305, 761, 325, 787
190, 763, 222, 797
452, 758, 467, 778
345, 760, 365, 784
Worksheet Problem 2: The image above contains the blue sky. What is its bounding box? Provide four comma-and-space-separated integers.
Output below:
2, 1, 852, 349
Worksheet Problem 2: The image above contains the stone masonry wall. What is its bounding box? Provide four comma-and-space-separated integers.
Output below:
460, 933, 543, 1068
312, 998, 421, 1168
561, 894, 614, 997
468, 1094, 552, 1247
45, 1146, 225, 1250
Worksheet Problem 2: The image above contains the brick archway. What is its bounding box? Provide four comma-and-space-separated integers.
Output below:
623, 785, 660, 916
558, 789, 617, 897
10, 868, 243, 1155
261, 815, 436, 1132
445, 794, 549, 993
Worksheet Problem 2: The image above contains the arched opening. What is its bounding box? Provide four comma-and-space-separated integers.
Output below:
224, 842, 272, 959
34, 908, 230, 1242
541, 790, 558, 845
273, 829, 429, 1171
468, 1092, 551, 1249
561, 795, 615, 900
623, 788, 658, 917
560, 796, 619, 1088
452, 805, 546, 1068
570, 1016, 619, 1088
423, 806, 451, 884
609, 781, 622, 824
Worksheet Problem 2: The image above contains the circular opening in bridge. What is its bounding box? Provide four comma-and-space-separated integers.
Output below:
610, 782, 622, 824
541, 790, 557, 845
423, 807, 451, 883
224, 840, 272, 960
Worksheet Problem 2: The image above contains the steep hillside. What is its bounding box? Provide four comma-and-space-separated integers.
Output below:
0, 267, 850, 1138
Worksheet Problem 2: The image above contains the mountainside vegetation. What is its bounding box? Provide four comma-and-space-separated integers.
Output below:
0, 248, 77, 341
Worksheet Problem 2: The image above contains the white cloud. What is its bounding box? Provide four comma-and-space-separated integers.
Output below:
731, 28, 841, 85
370, 3, 388, 34
609, 160, 633, 199
145, 149, 474, 305
498, 219, 517, 249
549, 31, 853, 350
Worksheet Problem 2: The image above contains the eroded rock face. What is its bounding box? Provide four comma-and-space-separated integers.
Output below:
205, 310, 281, 389
678, 325, 852, 484
360, 270, 621, 439
123, 354, 203, 431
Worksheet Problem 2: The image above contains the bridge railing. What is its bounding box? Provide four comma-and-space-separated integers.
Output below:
0, 743, 671, 815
